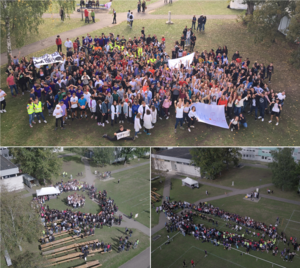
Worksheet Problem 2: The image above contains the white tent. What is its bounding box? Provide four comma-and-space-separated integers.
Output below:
182, 177, 199, 188
229, 0, 248, 10
36, 187, 60, 197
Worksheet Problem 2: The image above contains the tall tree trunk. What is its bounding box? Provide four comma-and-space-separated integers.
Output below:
246, 1, 255, 15
5, 16, 12, 63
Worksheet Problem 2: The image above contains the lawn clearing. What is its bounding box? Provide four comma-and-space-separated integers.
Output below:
95, 164, 150, 227
1, 19, 300, 146
170, 177, 229, 203
109, 0, 160, 13
1, 18, 98, 54
47, 191, 100, 214
260, 185, 300, 201
152, 0, 244, 15
51, 155, 86, 184
89, 157, 149, 170
204, 166, 273, 189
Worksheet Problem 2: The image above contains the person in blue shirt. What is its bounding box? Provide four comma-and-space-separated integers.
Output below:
78, 94, 87, 119
76, 88, 83, 99
132, 100, 140, 121
34, 85, 44, 100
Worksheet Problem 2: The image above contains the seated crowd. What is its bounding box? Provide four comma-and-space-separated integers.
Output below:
4, 27, 286, 136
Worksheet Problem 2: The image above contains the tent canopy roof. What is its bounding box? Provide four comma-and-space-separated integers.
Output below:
182, 177, 198, 185
36, 187, 60, 196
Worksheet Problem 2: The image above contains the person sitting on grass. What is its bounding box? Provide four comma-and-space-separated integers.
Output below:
228, 116, 239, 132
102, 125, 135, 141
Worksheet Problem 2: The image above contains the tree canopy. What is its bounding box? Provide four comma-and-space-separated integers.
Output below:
92, 148, 115, 165
268, 148, 300, 191
118, 148, 150, 164
190, 148, 241, 179
10, 148, 62, 184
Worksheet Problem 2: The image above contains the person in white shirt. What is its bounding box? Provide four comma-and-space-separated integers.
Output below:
174, 100, 184, 133
88, 96, 97, 119
143, 109, 152, 135
228, 116, 240, 132
95, 76, 103, 88
276, 91, 286, 106
187, 106, 200, 132
134, 113, 142, 138
151, 105, 157, 125
0, 88, 7, 113
268, 98, 282, 126
129, 12, 134, 28
53, 104, 64, 130
64, 38, 73, 51
138, 101, 150, 123
83, 90, 91, 104
70, 92, 78, 120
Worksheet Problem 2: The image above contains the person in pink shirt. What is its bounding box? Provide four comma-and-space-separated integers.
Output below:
162, 96, 172, 119
6, 72, 18, 96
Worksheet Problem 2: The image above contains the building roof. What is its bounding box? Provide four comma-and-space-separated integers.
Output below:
155, 148, 192, 160
0, 155, 18, 171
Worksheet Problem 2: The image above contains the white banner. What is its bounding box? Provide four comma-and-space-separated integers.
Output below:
190, 103, 229, 129
168, 52, 195, 69
33, 52, 63, 68
116, 130, 131, 140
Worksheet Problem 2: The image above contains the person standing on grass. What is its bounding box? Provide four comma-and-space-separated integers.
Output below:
56, 35, 62, 52
266, 63, 274, 83
129, 12, 134, 29
53, 104, 65, 130
268, 98, 282, 126
118, 179, 120, 184
6, 72, 18, 97
134, 113, 142, 138
192, 15, 196, 30
60, 7, 64, 22
33, 98, 47, 124
191, 259, 195, 267
112, 9, 116, 24
84, 8, 89, 23
27, 99, 36, 128
141, 0, 146, 12
143, 109, 152, 135
204, 250, 207, 257
183, 259, 187, 267
0, 88, 7, 114
91, 10, 95, 23
174, 100, 184, 133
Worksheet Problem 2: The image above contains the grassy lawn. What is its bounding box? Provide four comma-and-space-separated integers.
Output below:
151, 195, 300, 268
240, 159, 269, 166
205, 166, 273, 189
151, 176, 165, 227
1, 18, 98, 54
51, 155, 86, 184
89, 157, 149, 169
110, 0, 160, 13
95, 164, 150, 227
47, 191, 101, 214
260, 185, 300, 201
170, 177, 229, 203
152, 0, 244, 15
1, 19, 300, 146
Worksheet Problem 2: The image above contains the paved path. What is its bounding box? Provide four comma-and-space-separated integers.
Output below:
57, 153, 76, 158
119, 247, 150, 268
1, 0, 238, 65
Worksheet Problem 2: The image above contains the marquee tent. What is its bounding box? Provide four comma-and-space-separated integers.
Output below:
182, 177, 199, 188
36, 187, 60, 197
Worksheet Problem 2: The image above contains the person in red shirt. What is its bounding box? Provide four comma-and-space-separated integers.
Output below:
73, 40, 78, 52
6, 73, 18, 96
84, 9, 89, 23
191, 259, 195, 267
56, 35, 62, 52
178, 78, 187, 87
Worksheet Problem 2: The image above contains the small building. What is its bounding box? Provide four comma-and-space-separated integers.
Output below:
152, 148, 201, 177
0, 155, 19, 178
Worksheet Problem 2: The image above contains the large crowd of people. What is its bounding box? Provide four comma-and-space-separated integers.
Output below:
3, 24, 286, 137
159, 200, 299, 261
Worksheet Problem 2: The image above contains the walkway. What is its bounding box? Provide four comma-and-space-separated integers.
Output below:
1, 0, 238, 65
119, 247, 150, 268
151, 168, 300, 235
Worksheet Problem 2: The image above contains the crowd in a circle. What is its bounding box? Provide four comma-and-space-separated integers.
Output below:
159, 201, 299, 261
2, 25, 286, 137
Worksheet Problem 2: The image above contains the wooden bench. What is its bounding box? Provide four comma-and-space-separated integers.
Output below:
151, 191, 162, 198
43, 239, 98, 256
152, 188, 158, 191
40, 229, 72, 241
151, 196, 158, 202
45, 254, 95, 267
72, 260, 102, 268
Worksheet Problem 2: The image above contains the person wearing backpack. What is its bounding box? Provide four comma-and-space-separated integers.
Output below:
129, 12, 134, 29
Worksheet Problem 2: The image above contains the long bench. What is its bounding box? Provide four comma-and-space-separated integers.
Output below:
45, 254, 95, 267
72, 260, 102, 268
42, 239, 98, 256
151, 191, 162, 198
40, 229, 72, 241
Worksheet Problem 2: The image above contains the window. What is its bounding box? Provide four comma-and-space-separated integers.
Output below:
262, 156, 264, 159
164, 160, 170, 162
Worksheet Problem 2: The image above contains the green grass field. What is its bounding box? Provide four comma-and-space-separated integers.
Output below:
1, 18, 98, 54
51, 155, 86, 183
151, 195, 300, 268
170, 177, 229, 203
260, 185, 300, 201
95, 163, 150, 227
204, 166, 273, 189
47, 191, 101, 214
110, 0, 160, 13
152, 0, 244, 15
1, 18, 299, 146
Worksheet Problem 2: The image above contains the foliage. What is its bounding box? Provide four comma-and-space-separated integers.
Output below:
117, 148, 136, 163
10, 148, 62, 184
0, 187, 43, 255
92, 148, 115, 165
53, 0, 76, 19
11, 250, 46, 268
134, 147, 150, 158
268, 148, 300, 191
190, 148, 241, 179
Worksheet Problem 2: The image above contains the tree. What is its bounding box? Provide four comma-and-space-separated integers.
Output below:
118, 148, 136, 164
0, 0, 76, 63
10, 148, 62, 184
0, 186, 44, 255
92, 148, 115, 166
190, 148, 241, 179
268, 148, 300, 191
134, 148, 150, 159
